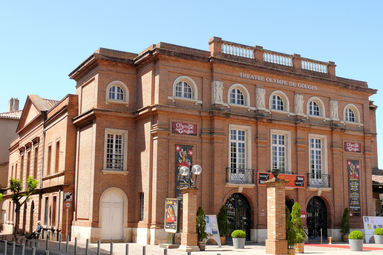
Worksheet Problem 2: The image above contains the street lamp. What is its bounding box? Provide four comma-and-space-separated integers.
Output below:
179, 164, 202, 188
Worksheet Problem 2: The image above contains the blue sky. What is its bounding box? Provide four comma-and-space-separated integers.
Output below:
0, 1, 382, 167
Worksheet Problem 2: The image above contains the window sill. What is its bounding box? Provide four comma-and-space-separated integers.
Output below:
168, 96, 202, 105
306, 187, 332, 192
42, 171, 65, 180
228, 104, 256, 112
225, 183, 255, 188
102, 169, 129, 175
106, 99, 129, 106
342, 121, 363, 127
270, 109, 290, 115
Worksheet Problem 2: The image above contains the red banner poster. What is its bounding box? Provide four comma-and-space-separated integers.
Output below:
172, 122, 197, 135
175, 145, 193, 198
258, 172, 305, 188
344, 142, 362, 152
348, 160, 361, 216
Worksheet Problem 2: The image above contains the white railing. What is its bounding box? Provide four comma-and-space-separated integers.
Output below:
301, 60, 328, 73
263, 51, 292, 67
221, 43, 254, 59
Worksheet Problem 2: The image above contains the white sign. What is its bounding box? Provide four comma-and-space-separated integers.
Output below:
205, 215, 221, 247
363, 216, 383, 243
240, 72, 318, 91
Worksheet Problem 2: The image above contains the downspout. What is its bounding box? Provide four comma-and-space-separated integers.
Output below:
57, 189, 61, 232
38, 111, 47, 222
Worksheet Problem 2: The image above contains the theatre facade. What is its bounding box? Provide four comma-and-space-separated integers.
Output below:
3, 37, 378, 244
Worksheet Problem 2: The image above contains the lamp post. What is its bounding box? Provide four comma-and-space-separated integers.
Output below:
178, 164, 202, 252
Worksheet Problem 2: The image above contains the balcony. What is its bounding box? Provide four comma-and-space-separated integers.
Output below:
306, 173, 330, 188
226, 168, 254, 185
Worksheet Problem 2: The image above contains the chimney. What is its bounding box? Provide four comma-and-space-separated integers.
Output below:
8, 98, 19, 112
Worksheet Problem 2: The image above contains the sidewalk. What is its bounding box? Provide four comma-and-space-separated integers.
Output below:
14, 240, 383, 255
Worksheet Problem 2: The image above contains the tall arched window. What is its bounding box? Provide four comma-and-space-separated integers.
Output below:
175, 81, 192, 99
272, 95, 284, 111
309, 101, 320, 116
344, 104, 360, 123
106, 81, 129, 104
269, 91, 289, 112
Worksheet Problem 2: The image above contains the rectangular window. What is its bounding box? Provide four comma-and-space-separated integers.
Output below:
26, 151, 31, 180
20, 155, 24, 180
104, 129, 128, 171
310, 138, 322, 179
33, 147, 38, 178
230, 128, 246, 172
52, 196, 57, 226
272, 134, 286, 172
47, 145, 52, 175
11, 165, 14, 180
15, 164, 17, 179
55, 141, 60, 173
44, 197, 49, 225
139, 193, 144, 221
8, 201, 11, 222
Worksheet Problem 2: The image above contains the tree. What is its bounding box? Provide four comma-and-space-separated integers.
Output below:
196, 207, 208, 242
291, 202, 305, 243
286, 206, 297, 249
10, 176, 38, 235
340, 208, 350, 236
217, 205, 228, 237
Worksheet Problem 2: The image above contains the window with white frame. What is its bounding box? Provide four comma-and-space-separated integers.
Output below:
106, 81, 129, 104
270, 91, 289, 112
270, 130, 290, 173
309, 135, 327, 181
104, 128, 128, 171
344, 104, 360, 123
230, 88, 245, 105
175, 81, 192, 99
229, 127, 250, 173
307, 97, 325, 117
309, 101, 320, 116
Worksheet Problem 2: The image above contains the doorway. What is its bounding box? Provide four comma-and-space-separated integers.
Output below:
225, 193, 251, 240
306, 196, 327, 241
101, 190, 124, 240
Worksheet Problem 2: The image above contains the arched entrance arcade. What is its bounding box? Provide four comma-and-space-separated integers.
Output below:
306, 196, 327, 241
225, 193, 251, 240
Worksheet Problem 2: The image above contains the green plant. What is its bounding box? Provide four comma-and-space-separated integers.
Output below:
196, 207, 208, 241
291, 202, 306, 243
340, 208, 350, 235
348, 230, 364, 240
0, 193, 2, 202
286, 206, 297, 248
217, 205, 228, 237
231, 230, 246, 238
374, 228, 383, 235
10, 176, 38, 235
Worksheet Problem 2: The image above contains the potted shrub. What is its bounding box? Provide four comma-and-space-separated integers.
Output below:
217, 205, 228, 245
374, 228, 383, 244
231, 230, 246, 249
286, 206, 297, 255
348, 230, 363, 251
196, 207, 208, 251
340, 208, 350, 242
291, 202, 305, 253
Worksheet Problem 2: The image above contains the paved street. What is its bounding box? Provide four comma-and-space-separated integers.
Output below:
2, 240, 383, 255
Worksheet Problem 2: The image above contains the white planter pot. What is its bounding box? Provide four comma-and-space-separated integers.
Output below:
233, 238, 245, 249
349, 239, 363, 251
374, 235, 383, 244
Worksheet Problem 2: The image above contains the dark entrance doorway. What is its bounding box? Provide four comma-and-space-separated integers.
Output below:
306, 196, 327, 241
225, 193, 251, 240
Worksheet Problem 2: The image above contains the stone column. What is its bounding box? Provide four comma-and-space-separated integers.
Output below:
265, 177, 289, 255
179, 187, 199, 251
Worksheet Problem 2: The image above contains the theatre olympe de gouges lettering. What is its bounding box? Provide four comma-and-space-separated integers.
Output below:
1, 36, 378, 244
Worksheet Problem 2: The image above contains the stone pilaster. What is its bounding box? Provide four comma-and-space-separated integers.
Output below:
265, 178, 288, 255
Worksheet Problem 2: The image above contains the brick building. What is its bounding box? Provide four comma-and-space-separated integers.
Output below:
2, 37, 378, 244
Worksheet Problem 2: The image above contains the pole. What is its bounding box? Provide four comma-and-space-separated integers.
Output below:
32, 247, 36, 255
125, 243, 129, 255
74, 237, 77, 255
3, 240, 7, 255
97, 240, 100, 255
58, 233, 61, 251
85, 239, 89, 255
110, 242, 113, 255
21, 243, 25, 255
66, 207, 68, 240
65, 236, 69, 253
12, 241, 15, 255
320, 228, 323, 244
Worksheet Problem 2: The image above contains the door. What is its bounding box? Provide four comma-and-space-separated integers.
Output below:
306, 196, 327, 241
101, 192, 123, 240
225, 193, 251, 240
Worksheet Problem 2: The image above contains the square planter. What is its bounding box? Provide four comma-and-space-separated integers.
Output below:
233, 237, 245, 249
374, 235, 383, 244
349, 239, 363, 251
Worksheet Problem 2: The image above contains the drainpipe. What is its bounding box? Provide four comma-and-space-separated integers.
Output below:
57, 189, 61, 233
40, 130, 46, 189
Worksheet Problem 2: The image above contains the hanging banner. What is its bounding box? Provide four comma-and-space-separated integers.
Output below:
348, 160, 361, 216
363, 216, 383, 243
175, 144, 193, 198
258, 172, 305, 188
164, 198, 180, 233
205, 215, 221, 247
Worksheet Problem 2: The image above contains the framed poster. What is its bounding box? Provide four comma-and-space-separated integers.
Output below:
205, 215, 221, 247
344, 142, 362, 152
175, 144, 193, 198
172, 122, 197, 136
164, 198, 180, 233
348, 160, 361, 216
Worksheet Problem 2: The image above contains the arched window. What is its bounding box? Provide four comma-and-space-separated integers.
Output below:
106, 81, 129, 104
175, 81, 192, 99
270, 91, 289, 112
172, 76, 198, 100
228, 84, 250, 106
230, 88, 245, 105
344, 104, 360, 123
307, 97, 325, 117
